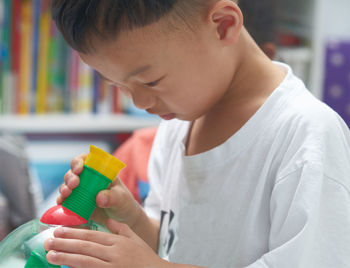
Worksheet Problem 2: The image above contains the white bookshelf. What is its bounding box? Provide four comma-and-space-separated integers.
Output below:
0, 114, 160, 134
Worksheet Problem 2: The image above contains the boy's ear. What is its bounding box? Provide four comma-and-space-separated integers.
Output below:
209, 0, 243, 45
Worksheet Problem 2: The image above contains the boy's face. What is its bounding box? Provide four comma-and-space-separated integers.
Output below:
80, 17, 236, 121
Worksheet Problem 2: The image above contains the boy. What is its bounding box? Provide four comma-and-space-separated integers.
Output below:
111, 0, 278, 206
47, 1, 350, 267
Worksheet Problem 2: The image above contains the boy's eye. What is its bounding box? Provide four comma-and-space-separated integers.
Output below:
144, 80, 160, 87
143, 76, 165, 87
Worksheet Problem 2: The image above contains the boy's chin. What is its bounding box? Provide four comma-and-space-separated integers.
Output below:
175, 114, 200, 122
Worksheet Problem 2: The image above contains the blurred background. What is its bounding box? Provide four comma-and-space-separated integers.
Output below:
0, 0, 349, 240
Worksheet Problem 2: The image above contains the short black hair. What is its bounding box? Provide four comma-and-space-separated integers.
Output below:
51, 0, 207, 54
51, 0, 275, 54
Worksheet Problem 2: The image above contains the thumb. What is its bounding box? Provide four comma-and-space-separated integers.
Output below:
95, 179, 126, 208
96, 188, 121, 208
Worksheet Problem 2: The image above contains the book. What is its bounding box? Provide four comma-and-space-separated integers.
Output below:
0, 1, 144, 117
68, 50, 80, 113
49, 24, 68, 113
57, 35, 69, 113
18, 0, 33, 114
48, 19, 60, 113
77, 59, 93, 114
10, 0, 20, 113
97, 79, 112, 114
0, 0, 4, 113
112, 85, 122, 114
30, 0, 40, 113
35, 0, 50, 114
92, 70, 100, 114
0, 0, 3, 40
1, 0, 12, 114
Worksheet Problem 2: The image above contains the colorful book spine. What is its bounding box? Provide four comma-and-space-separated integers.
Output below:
69, 50, 80, 113
77, 60, 93, 113
35, 0, 50, 114
112, 86, 121, 114
48, 19, 59, 113
92, 70, 100, 114
18, 0, 33, 114
97, 79, 111, 114
0, 0, 140, 117
0, 0, 4, 113
30, 0, 40, 113
0, 0, 3, 40
10, 0, 20, 113
57, 33, 69, 113
1, 0, 11, 114
51, 27, 68, 113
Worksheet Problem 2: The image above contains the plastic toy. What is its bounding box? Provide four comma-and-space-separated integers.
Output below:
0, 145, 125, 268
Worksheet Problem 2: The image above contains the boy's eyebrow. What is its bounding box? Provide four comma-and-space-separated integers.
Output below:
124, 65, 151, 81
96, 65, 152, 83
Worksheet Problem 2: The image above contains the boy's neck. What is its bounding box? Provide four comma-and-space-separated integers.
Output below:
186, 31, 286, 156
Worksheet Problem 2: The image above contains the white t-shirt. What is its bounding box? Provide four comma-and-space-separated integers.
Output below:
144, 62, 350, 268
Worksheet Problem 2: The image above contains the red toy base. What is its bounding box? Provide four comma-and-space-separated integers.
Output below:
40, 205, 88, 226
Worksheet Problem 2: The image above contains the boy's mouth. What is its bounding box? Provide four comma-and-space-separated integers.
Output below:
146, 109, 176, 120
159, 113, 175, 120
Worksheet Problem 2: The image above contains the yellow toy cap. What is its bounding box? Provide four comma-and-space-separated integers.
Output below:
84, 145, 126, 181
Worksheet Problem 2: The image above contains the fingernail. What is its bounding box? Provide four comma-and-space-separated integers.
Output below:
47, 238, 54, 246
55, 227, 65, 236
99, 194, 107, 206
73, 166, 79, 174
47, 250, 58, 261
73, 160, 83, 173
67, 174, 74, 187
45, 238, 54, 250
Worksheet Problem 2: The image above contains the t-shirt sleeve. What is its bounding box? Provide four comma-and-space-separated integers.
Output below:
245, 162, 350, 267
143, 125, 165, 221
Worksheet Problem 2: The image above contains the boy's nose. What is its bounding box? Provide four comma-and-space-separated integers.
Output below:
131, 92, 155, 110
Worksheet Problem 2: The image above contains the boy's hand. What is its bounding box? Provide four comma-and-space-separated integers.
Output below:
57, 154, 142, 228
44, 219, 170, 268
56, 154, 87, 205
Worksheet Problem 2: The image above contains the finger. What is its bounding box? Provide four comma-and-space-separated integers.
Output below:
59, 184, 72, 199
71, 154, 87, 175
63, 170, 80, 189
59, 184, 65, 194
52, 227, 116, 246
45, 238, 109, 262
56, 195, 63, 205
46, 251, 107, 268
56, 184, 66, 204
